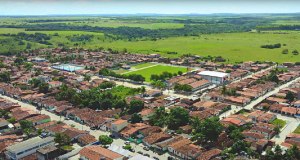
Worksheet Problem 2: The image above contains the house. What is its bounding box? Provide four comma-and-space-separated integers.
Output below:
138, 108, 155, 120
188, 80, 210, 92
251, 127, 275, 139
62, 128, 88, 141
179, 125, 192, 134
143, 132, 172, 147
6, 137, 54, 160
26, 114, 51, 126
47, 81, 62, 88
286, 133, 300, 142
35, 121, 57, 130
196, 149, 222, 160
281, 107, 297, 116
144, 89, 163, 97
0, 118, 14, 133
221, 118, 244, 127
149, 54, 160, 58
78, 134, 98, 145
242, 130, 265, 141
247, 110, 265, 122
139, 126, 161, 138
36, 145, 59, 160
168, 138, 191, 155
176, 144, 203, 159
257, 113, 276, 123
45, 123, 71, 135
111, 119, 128, 134
78, 145, 124, 160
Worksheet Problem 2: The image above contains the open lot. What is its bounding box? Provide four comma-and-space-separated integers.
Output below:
132, 63, 156, 69
270, 118, 287, 129
125, 65, 190, 82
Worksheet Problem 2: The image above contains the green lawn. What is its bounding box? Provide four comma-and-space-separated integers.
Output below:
125, 65, 191, 82
132, 63, 156, 69
293, 125, 300, 134
114, 68, 129, 74
270, 119, 287, 129
61, 145, 74, 150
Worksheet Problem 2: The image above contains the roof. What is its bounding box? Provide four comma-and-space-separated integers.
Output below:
248, 110, 265, 118
169, 138, 191, 150
242, 131, 265, 139
138, 108, 155, 116
257, 113, 276, 122
79, 145, 123, 160
26, 114, 50, 123
139, 126, 161, 136
6, 137, 54, 152
143, 132, 172, 145
112, 119, 127, 125
128, 154, 153, 160
20, 153, 38, 160
36, 145, 58, 154
35, 120, 57, 129
189, 80, 210, 88
62, 128, 88, 139
78, 134, 97, 144
198, 71, 230, 78
0, 140, 15, 152
287, 133, 300, 139
197, 149, 222, 160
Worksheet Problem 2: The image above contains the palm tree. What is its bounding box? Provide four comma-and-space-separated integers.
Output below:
221, 85, 227, 97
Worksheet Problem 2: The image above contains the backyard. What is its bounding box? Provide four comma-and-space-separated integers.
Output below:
270, 118, 287, 129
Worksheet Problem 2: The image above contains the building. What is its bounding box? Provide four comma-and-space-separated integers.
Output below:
111, 119, 128, 134
6, 137, 54, 160
198, 71, 230, 84
36, 145, 59, 160
0, 118, 14, 133
78, 145, 124, 160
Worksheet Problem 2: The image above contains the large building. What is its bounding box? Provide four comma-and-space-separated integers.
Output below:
198, 71, 230, 84
6, 137, 54, 160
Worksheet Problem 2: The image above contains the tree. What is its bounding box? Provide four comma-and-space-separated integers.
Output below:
113, 99, 127, 109
36, 128, 44, 135
292, 49, 299, 55
14, 58, 23, 65
129, 99, 144, 113
231, 140, 246, 154
282, 49, 289, 54
229, 130, 243, 142
71, 94, 82, 105
226, 70, 231, 73
23, 128, 33, 138
178, 71, 183, 76
274, 126, 280, 135
38, 82, 49, 93
201, 117, 223, 142
230, 88, 236, 96
167, 107, 190, 129
7, 117, 16, 123
20, 120, 34, 130
124, 145, 131, 150
221, 85, 227, 97
51, 70, 59, 76
130, 113, 143, 124
285, 143, 300, 160
54, 132, 71, 146
149, 107, 167, 127
99, 135, 113, 146
285, 91, 295, 102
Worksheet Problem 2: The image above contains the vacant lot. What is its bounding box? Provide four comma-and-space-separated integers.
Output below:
125, 65, 189, 82
270, 119, 287, 129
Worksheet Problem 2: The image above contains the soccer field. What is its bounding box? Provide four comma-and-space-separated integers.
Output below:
125, 65, 191, 82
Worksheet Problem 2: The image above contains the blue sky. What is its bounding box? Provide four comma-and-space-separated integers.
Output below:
0, 0, 299, 15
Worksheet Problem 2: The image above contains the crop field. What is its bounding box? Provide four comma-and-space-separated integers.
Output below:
125, 65, 191, 82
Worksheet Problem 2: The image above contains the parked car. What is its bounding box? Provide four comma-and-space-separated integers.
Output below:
109, 134, 115, 138
124, 141, 130, 145
144, 153, 150, 157
137, 151, 143, 155
122, 145, 125, 149
167, 156, 175, 160
104, 145, 109, 148
65, 117, 70, 120
153, 157, 159, 160
90, 127, 96, 130
129, 148, 135, 152
143, 146, 149, 151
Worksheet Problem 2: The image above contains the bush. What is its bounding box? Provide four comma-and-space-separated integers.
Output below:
61, 145, 74, 150
124, 145, 132, 150
177, 129, 183, 134
282, 49, 289, 54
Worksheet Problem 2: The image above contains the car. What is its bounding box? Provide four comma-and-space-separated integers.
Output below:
124, 141, 130, 145
85, 130, 90, 132
65, 117, 70, 120
137, 151, 143, 155
153, 157, 159, 160
144, 153, 150, 157
143, 146, 149, 151
109, 134, 115, 138
90, 127, 96, 130
129, 148, 135, 152
167, 156, 175, 160
122, 145, 125, 149
103, 145, 109, 148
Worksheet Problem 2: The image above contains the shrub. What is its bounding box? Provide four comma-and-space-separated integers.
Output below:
177, 129, 183, 134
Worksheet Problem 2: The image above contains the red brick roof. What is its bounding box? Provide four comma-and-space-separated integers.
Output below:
78, 134, 97, 145
79, 145, 123, 160
197, 149, 222, 160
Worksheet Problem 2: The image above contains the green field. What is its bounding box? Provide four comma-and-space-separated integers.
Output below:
270, 118, 287, 129
125, 65, 190, 82
132, 63, 156, 69
293, 125, 300, 134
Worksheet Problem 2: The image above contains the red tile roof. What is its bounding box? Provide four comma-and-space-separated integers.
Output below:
197, 149, 222, 160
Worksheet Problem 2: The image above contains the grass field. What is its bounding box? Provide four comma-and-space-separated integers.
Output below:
125, 65, 190, 82
293, 125, 300, 134
0, 28, 300, 63
270, 118, 287, 129
132, 63, 156, 69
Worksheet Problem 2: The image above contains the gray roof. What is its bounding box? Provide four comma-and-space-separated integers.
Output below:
0, 120, 10, 127
6, 137, 54, 152
37, 145, 58, 154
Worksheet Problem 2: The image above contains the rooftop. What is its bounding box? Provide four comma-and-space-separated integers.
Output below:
6, 137, 54, 152
198, 71, 230, 78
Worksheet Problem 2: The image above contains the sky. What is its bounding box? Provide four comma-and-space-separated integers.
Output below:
0, 0, 299, 15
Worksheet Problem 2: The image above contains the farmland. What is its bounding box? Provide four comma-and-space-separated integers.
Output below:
0, 15, 300, 63
125, 65, 190, 82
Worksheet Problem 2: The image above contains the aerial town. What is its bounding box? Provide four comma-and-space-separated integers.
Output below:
0, 46, 299, 160
1, 1, 300, 160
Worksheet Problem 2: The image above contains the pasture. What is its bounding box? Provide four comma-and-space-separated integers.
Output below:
125, 65, 190, 82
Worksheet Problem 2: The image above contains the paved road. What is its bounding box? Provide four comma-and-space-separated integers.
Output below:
0, 94, 171, 160
270, 113, 299, 144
